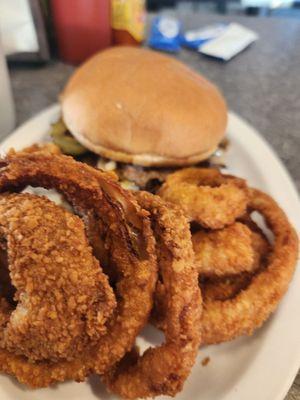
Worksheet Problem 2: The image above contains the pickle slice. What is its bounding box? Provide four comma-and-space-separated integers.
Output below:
50, 119, 88, 156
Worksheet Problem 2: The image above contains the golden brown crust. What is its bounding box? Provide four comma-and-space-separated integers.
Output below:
7, 143, 62, 157
201, 189, 299, 345
0, 193, 115, 363
0, 153, 157, 387
200, 273, 253, 302
158, 168, 248, 229
200, 227, 270, 301
152, 183, 298, 347
193, 222, 255, 277
103, 192, 202, 399
61, 47, 227, 166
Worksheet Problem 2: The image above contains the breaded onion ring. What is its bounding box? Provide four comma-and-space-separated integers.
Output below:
202, 189, 298, 345
103, 192, 202, 399
200, 273, 253, 302
0, 193, 116, 362
0, 153, 157, 387
158, 168, 248, 229
7, 143, 62, 156
200, 227, 270, 301
193, 222, 255, 277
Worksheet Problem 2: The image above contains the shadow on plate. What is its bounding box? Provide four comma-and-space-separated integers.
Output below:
89, 374, 111, 399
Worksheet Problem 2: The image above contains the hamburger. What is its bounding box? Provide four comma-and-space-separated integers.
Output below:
50, 46, 228, 191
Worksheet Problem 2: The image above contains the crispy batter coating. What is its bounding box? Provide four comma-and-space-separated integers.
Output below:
7, 143, 62, 157
0, 148, 297, 396
0, 350, 90, 387
193, 223, 255, 277
0, 153, 157, 387
152, 188, 297, 347
0, 193, 116, 362
200, 228, 270, 301
200, 273, 253, 302
158, 168, 248, 229
201, 189, 299, 345
103, 192, 202, 399
250, 228, 271, 270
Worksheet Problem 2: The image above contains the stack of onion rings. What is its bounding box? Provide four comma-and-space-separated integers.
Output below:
201, 189, 298, 345
0, 152, 157, 387
0, 150, 297, 399
155, 168, 298, 346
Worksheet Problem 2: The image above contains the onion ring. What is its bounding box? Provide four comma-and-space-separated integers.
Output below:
193, 222, 255, 277
7, 143, 62, 156
0, 193, 116, 362
200, 227, 270, 301
0, 152, 157, 387
200, 273, 253, 302
158, 168, 248, 229
103, 192, 202, 399
152, 189, 297, 346
202, 189, 298, 345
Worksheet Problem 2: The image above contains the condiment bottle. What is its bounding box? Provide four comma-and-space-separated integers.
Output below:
51, 0, 111, 64
111, 0, 145, 45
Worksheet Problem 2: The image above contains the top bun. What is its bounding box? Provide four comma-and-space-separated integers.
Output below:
61, 46, 227, 167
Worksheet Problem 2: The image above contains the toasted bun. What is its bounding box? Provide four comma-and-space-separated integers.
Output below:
61, 47, 227, 167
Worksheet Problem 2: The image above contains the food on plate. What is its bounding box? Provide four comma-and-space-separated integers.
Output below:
201, 357, 210, 366
193, 222, 269, 279
158, 168, 248, 229
0, 192, 116, 386
193, 223, 256, 277
9, 143, 62, 156
201, 189, 298, 345
104, 192, 202, 399
0, 152, 157, 388
0, 193, 116, 361
248, 227, 271, 270
50, 118, 87, 156
48, 46, 228, 190
200, 273, 254, 302
0, 141, 296, 399
152, 167, 298, 347
199, 228, 270, 301
0, 38, 297, 399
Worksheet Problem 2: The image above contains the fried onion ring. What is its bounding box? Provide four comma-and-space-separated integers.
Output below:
0, 193, 116, 362
200, 227, 270, 301
201, 189, 298, 345
193, 222, 255, 277
0, 152, 157, 387
7, 143, 62, 157
158, 168, 248, 229
103, 192, 202, 399
200, 273, 254, 302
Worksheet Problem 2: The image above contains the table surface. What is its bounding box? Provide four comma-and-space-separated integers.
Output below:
6, 12, 300, 400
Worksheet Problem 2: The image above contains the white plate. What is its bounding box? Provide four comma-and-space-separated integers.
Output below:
0, 104, 299, 400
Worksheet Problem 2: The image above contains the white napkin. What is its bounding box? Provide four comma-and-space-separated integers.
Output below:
199, 23, 258, 61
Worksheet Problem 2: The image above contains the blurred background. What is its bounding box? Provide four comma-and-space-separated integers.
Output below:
147, 0, 300, 15
0, 0, 299, 67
